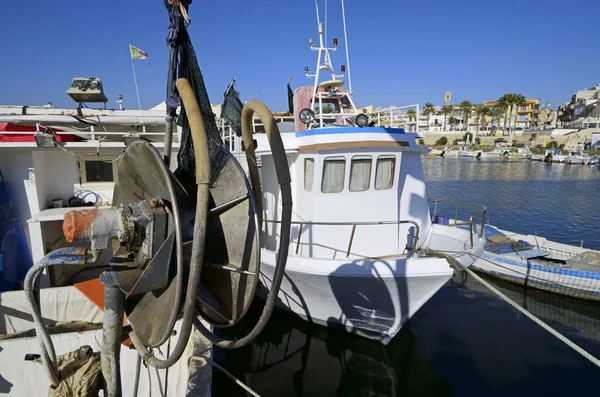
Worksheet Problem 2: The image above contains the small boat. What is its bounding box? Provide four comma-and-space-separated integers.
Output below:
460, 147, 509, 159
567, 151, 595, 165
530, 148, 560, 162
470, 225, 600, 301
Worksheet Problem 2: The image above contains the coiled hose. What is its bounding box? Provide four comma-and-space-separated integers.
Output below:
129, 78, 210, 369
192, 99, 293, 349
129, 83, 292, 362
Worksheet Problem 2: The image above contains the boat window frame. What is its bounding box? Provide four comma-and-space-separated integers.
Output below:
374, 155, 396, 190
349, 155, 373, 192
78, 155, 120, 184
321, 156, 346, 194
304, 157, 315, 192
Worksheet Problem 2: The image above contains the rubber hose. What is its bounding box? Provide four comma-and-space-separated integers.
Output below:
129, 77, 210, 369
25, 264, 60, 386
24, 248, 94, 387
193, 99, 293, 349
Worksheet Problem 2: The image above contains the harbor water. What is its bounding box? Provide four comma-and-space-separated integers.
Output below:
213, 158, 600, 396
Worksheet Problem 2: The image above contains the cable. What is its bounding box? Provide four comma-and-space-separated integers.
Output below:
189, 356, 261, 397
420, 247, 600, 368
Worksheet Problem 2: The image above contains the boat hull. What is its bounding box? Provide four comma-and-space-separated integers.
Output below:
257, 250, 453, 344
471, 252, 600, 301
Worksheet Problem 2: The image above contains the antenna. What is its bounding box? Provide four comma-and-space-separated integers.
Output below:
341, 0, 353, 93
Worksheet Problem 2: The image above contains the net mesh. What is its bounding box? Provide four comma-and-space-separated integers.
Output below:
172, 26, 227, 193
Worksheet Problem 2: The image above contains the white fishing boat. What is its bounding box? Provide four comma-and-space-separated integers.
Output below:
459, 147, 509, 159
471, 225, 600, 301
566, 151, 595, 165
231, 1, 487, 344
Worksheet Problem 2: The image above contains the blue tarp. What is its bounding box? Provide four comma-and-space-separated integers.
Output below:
0, 179, 33, 292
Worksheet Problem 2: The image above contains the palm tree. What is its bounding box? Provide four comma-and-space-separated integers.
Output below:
490, 105, 504, 134
474, 105, 489, 137
448, 116, 458, 131
498, 94, 513, 135
459, 100, 473, 132
512, 94, 526, 133
423, 102, 435, 131
406, 109, 417, 131
441, 105, 452, 132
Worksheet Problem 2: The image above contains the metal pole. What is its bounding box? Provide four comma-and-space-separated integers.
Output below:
101, 273, 125, 397
296, 223, 304, 255
341, 0, 353, 93
346, 224, 357, 257
164, 119, 174, 167
131, 48, 142, 110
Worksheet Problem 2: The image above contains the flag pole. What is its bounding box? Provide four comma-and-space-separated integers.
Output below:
130, 43, 142, 110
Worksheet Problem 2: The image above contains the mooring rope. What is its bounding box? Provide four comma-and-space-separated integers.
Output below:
189, 355, 262, 397
420, 248, 600, 368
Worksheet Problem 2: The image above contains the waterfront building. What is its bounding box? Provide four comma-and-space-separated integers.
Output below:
483, 98, 541, 131
557, 84, 600, 126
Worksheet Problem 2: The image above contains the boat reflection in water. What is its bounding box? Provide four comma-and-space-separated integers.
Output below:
214, 268, 600, 397
452, 270, 600, 345
213, 301, 452, 397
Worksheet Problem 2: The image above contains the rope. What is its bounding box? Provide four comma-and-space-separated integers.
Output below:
420, 247, 600, 368
189, 356, 261, 397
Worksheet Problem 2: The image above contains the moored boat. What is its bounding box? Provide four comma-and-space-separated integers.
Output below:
241, 1, 486, 344
470, 225, 600, 301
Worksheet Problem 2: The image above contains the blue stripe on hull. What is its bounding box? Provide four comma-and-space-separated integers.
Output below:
296, 127, 405, 138
481, 253, 600, 281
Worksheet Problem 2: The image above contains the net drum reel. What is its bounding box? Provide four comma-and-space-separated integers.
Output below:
25, 79, 291, 396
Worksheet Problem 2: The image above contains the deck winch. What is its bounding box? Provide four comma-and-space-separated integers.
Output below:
23, 1, 292, 395
25, 80, 292, 396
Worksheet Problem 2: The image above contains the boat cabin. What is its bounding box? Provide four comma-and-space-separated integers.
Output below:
255, 124, 432, 260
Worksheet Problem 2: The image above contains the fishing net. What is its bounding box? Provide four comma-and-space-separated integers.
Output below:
165, 0, 227, 194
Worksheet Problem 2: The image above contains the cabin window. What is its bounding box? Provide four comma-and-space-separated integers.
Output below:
349, 156, 372, 192
321, 157, 346, 194
375, 156, 395, 190
304, 158, 314, 191
78, 156, 119, 184
84, 160, 114, 182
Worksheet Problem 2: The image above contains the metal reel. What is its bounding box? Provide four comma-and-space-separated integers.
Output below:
198, 147, 261, 328
113, 140, 191, 348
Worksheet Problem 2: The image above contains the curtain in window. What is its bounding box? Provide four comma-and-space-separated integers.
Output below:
349, 159, 371, 191
375, 158, 395, 190
304, 158, 314, 191
321, 159, 346, 193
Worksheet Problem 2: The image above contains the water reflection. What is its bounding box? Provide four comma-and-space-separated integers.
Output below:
214, 302, 452, 397
453, 270, 600, 344
213, 158, 600, 396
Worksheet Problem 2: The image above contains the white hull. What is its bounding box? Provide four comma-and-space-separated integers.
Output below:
257, 250, 453, 344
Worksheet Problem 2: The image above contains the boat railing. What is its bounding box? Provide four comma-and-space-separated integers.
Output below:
367, 104, 420, 131
429, 200, 487, 247
0, 123, 174, 143
263, 219, 420, 259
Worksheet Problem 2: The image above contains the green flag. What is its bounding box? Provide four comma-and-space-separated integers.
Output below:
130, 44, 149, 60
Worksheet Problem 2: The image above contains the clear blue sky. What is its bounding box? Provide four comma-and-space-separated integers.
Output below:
1, 0, 598, 111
